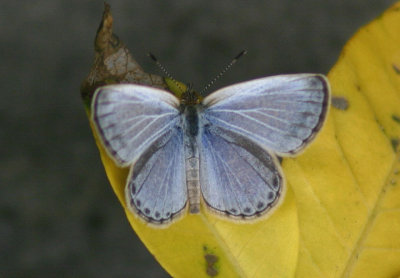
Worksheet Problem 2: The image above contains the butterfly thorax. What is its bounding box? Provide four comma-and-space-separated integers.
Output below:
183, 105, 199, 137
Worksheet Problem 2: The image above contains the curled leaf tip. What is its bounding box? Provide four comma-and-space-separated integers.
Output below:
80, 3, 166, 110
95, 2, 117, 53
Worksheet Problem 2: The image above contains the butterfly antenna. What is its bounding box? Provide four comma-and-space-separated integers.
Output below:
148, 52, 186, 93
199, 50, 247, 95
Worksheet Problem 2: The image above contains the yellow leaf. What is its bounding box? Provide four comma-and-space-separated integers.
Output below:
286, 3, 400, 277
82, 2, 400, 277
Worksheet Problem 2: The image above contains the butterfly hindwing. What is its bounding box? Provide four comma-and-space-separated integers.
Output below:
202, 74, 330, 156
125, 126, 187, 224
198, 124, 284, 218
92, 84, 180, 166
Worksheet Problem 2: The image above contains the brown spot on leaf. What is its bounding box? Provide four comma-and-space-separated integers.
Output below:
331, 96, 349, 110
392, 114, 400, 124
203, 246, 219, 277
391, 138, 400, 151
393, 64, 400, 74
204, 253, 219, 277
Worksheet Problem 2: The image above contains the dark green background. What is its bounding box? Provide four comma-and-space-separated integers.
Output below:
0, 1, 395, 277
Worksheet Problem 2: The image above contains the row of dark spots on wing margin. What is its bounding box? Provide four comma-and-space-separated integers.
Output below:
223, 188, 278, 216
130, 194, 171, 223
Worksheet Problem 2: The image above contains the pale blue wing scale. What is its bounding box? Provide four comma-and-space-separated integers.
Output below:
199, 125, 283, 218
202, 74, 330, 155
126, 126, 187, 224
91, 84, 180, 166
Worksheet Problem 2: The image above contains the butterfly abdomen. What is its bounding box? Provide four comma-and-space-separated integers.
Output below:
183, 106, 201, 214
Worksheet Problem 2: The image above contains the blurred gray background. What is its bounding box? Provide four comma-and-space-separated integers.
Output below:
0, 0, 395, 277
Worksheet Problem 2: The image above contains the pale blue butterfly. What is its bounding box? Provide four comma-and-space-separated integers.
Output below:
91, 73, 330, 226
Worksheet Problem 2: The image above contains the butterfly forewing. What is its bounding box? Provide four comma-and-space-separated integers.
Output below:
202, 74, 330, 156
92, 84, 180, 166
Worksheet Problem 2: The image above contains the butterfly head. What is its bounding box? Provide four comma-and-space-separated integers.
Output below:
180, 84, 202, 106
164, 77, 203, 106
